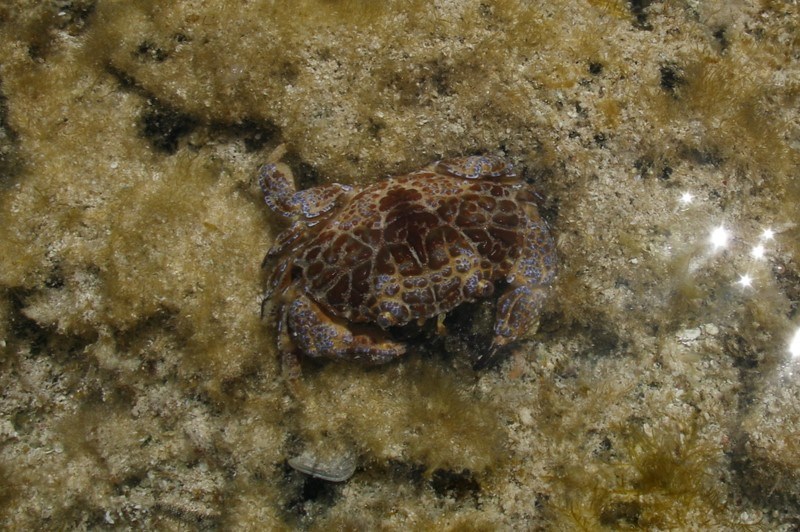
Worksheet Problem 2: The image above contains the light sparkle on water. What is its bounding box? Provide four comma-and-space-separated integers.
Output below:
790, 328, 800, 360
710, 225, 730, 250
751, 244, 766, 259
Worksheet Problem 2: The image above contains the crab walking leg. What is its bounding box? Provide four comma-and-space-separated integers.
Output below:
276, 303, 303, 384
286, 295, 407, 364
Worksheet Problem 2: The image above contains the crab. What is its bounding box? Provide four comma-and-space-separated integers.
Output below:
258, 145, 557, 380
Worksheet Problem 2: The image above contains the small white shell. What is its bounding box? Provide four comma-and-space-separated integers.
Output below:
288, 449, 357, 482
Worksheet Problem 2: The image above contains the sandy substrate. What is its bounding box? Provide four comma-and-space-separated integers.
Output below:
1, 1, 799, 529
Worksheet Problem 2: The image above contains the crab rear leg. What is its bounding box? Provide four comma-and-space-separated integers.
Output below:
286, 295, 407, 365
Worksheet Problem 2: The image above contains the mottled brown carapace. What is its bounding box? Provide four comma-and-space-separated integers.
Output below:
259, 146, 556, 382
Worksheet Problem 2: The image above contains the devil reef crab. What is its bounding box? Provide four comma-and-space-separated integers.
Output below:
259, 145, 557, 379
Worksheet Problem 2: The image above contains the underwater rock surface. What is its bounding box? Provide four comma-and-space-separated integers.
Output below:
0, 0, 798, 528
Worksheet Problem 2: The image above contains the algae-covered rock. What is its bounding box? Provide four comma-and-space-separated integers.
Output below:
0, 0, 798, 528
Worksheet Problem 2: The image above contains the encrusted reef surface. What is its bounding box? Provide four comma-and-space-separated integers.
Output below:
1, 1, 799, 528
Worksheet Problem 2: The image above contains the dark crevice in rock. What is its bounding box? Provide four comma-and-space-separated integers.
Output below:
106, 66, 280, 155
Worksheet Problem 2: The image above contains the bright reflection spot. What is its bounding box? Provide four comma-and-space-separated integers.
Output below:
710, 225, 730, 249
737, 274, 753, 288
680, 192, 694, 205
751, 244, 766, 259
762, 228, 775, 240
790, 328, 800, 360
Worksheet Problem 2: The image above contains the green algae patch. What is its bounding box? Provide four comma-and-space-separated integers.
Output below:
0, 34, 270, 386
295, 359, 506, 476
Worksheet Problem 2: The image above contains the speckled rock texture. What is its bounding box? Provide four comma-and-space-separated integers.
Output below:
0, 1, 798, 529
